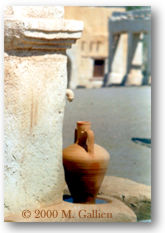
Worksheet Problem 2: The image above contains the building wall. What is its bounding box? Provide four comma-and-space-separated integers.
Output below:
64, 6, 126, 88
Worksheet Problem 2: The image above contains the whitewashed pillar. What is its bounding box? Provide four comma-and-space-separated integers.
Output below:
107, 34, 128, 85
4, 6, 83, 215
126, 33, 143, 85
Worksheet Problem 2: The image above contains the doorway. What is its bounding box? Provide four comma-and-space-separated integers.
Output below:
93, 59, 105, 78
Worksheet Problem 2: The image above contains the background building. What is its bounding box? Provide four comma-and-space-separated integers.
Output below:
64, 6, 127, 88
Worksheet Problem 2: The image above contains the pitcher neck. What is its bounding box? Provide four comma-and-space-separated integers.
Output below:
77, 121, 91, 135
75, 121, 94, 154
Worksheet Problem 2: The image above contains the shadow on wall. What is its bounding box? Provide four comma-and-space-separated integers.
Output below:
67, 55, 72, 88
131, 138, 151, 148
102, 72, 151, 87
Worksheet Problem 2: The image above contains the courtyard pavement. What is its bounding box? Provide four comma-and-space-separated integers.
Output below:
63, 86, 151, 185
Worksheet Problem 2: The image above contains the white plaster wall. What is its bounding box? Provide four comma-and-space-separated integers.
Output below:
4, 52, 67, 214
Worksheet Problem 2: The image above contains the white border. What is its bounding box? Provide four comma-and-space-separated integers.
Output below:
0, 0, 154, 7
1, 0, 165, 232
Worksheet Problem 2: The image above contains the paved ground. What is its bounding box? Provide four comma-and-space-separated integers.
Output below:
63, 87, 151, 185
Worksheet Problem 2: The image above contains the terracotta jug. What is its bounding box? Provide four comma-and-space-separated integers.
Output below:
63, 121, 110, 204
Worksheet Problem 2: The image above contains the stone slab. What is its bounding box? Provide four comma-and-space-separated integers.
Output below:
5, 197, 136, 222
99, 176, 151, 220
64, 176, 151, 221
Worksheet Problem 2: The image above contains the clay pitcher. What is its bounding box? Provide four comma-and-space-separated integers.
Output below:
63, 121, 110, 204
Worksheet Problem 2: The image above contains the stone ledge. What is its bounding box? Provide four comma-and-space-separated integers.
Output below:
4, 19, 83, 51
4, 6, 84, 51
5, 197, 136, 222
64, 176, 151, 221
99, 176, 151, 221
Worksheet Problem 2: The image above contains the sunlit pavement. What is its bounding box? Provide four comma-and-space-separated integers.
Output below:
63, 86, 151, 185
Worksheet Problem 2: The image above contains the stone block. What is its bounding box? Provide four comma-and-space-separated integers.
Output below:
99, 176, 151, 220
64, 175, 151, 220
5, 197, 136, 222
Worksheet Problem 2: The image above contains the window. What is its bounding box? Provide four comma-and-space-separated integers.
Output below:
96, 41, 101, 52
81, 41, 86, 51
93, 59, 105, 78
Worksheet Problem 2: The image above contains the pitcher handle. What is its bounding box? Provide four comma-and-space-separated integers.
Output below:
74, 128, 77, 143
86, 129, 94, 155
